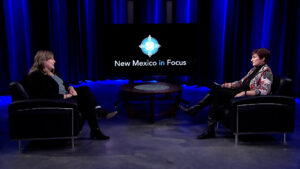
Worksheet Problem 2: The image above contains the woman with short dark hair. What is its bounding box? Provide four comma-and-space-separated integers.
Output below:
180, 48, 273, 139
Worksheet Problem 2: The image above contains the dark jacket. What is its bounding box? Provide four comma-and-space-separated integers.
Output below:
27, 70, 69, 99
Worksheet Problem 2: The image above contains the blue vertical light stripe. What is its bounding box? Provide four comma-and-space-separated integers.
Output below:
85, 0, 96, 78
56, 0, 60, 33
49, 0, 60, 50
4, 0, 17, 81
176, 0, 197, 23
220, 0, 228, 82
118, 0, 122, 23
231, 0, 239, 80
176, 0, 185, 23
22, 0, 31, 70
186, 0, 190, 23
119, 0, 126, 23
77, 0, 84, 79
85, 0, 91, 76
78, 0, 83, 63
4, 0, 31, 81
49, 0, 69, 80
155, 0, 159, 23
142, 0, 163, 24
249, 0, 264, 51
109, 0, 127, 24
209, 0, 228, 82
278, 1, 287, 76
261, 0, 273, 48
112, 0, 118, 23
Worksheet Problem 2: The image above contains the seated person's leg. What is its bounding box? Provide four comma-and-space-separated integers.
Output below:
74, 86, 112, 140
179, 87, 231, 116
197, 88, 239, 139
75, 86, 117, 119
179, 92, 212, 117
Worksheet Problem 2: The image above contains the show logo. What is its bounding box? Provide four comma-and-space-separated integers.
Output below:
139, 35, 161, 57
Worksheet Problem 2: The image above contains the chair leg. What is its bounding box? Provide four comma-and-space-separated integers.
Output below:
235, 134, 239, 145
18, 140, 22, 153
71, 138, 75, 151
283, 133, 287, 145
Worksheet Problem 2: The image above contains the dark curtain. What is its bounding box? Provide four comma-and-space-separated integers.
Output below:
0, 0, 108, 93
196, 0, 300, 97
1, 0, 300, 97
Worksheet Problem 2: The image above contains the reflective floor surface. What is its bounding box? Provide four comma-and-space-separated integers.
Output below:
0, 80, 299, 169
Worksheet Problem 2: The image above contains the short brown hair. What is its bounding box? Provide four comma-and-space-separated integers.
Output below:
252, 48, 270, 63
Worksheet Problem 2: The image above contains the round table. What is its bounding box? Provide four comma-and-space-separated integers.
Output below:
119, 82, 182, 122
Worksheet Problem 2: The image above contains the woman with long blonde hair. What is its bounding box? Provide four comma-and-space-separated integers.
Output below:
28, 50, 117, 140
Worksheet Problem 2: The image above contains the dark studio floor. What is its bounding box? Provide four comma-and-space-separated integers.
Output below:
0, 80, 300, 169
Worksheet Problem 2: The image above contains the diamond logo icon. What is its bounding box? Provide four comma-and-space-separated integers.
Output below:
139, 35, 161, 57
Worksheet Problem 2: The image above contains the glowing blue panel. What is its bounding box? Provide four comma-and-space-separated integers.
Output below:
48, 0, 69, 81
85, 0, 96, 78
112, 0, 118, 23
111, 0, 127, 24
261, 0, 274, 48
4, 0, 31, 82
155, 0, 159, 23
209, 0, 228, 82
141, 0, 164, 24
176, 0, 197, 23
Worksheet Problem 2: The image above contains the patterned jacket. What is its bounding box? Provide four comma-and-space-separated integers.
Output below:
231, 64, 273, 95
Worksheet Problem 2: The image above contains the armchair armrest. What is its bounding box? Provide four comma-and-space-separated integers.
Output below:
230, 95, 295, 106
9, 99, 78, 112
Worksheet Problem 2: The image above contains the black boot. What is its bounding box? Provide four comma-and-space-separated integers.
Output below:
96, 108, 118, 119
197, 108, 216, 139
197, 127, 215, 139
90, 128, 110, 140
179, 93, 211, 117
85, 110, 110, 140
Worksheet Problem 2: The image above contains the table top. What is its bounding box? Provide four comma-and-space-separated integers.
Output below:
120, 82, 182, 95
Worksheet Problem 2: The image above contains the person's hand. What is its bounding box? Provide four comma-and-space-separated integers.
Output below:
221, 83, 231, 88
64, 93, 73, 99
234, 91, 245, 98
68, 86, 77, 96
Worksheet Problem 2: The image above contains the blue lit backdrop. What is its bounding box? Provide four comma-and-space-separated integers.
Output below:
0, 0, 300, 97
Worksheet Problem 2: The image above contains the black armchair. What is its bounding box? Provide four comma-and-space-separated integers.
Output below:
8, 81, 83, 151
217, 77, 295, 144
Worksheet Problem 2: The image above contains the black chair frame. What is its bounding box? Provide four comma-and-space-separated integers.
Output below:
9, 81, 82, 152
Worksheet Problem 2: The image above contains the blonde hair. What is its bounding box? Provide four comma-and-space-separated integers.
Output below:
29, 50, 54, 74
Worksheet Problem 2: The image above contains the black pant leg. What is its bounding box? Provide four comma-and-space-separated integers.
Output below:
207, 88, 240, 128
75, 86, 100, 130
210, 88, 239, 106
75, 86, 99, 113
